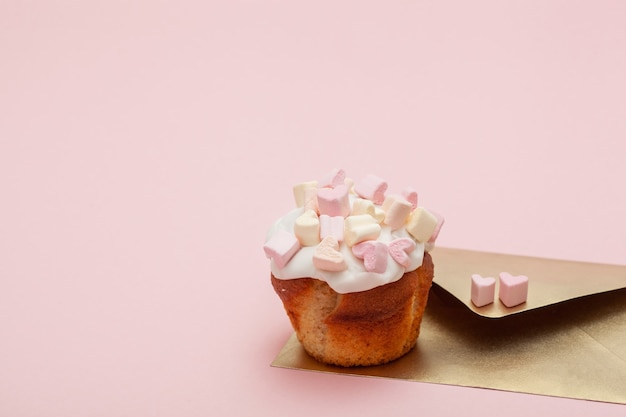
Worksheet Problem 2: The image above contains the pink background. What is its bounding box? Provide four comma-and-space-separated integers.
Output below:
1, 1, 625, 415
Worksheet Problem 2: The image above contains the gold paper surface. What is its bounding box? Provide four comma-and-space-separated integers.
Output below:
271, 248, 626, 404
431, 247, 626, 318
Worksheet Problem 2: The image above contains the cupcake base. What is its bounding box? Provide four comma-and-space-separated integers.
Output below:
271, 252, 434, 367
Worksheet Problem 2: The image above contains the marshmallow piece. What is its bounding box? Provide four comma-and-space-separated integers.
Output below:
293, 181, 317, 207
318, 168, 346, 188
303, 187, 319, 213
352, 198, 372, 215
406, 207, 439, 242
374, 207, 386, 223
263, 229, 301, 268
428, 211, 445, 244
344, 177, 355, 194
352, 198, 385, 223
319, 215, 344, 241
471, 274, 496, 307
382, 195, 413, 230
344, 214, 381, 247
313, 236, 347, 272
354, 174, 388, 205
352, 240, 388, 273
293, 209, 320, 246
499, 272, 529, 307
317, 184, 350, 217
402, 187, 418, 210
388, 238, 416, 267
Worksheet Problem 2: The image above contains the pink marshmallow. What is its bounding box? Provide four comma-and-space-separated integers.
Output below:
388, 238, 416, 267
401, 187, 418, 210
318, 168, 346, 188
313, 236, 347, 272
354, 174, 387, 205
471, 274, 496, 307
317, 184, 350, 217
263, 229, 301, 268
319, 215, 344, 241
352, 240, 388, 273
498, 272, 529, 307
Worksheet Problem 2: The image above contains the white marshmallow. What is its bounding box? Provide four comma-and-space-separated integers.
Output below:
344, 214, 381, 247
382, 195, 413, 230
293, 181, 317, 207
294, 209, 320, 246
352, 198, 385, 223
406, 207, 438, 242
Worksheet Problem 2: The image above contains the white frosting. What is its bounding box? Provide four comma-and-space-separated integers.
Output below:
266, 201, 428, 294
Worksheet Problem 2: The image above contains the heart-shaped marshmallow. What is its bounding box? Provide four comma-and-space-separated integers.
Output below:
388, 238, 416, 267
317, 184, 350, 217
498, 272, 529, 307
352, 240, 388, 273
313, 236, 347, 272
471, 274, 496, 307
354, 174, 387, 205
318, 168, 346, 189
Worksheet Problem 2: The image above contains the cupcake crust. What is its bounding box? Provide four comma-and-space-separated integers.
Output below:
271, 252, 434, 366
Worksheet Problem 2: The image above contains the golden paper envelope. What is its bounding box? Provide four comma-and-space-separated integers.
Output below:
432, 248, 626, 318
271, 248, 626, 404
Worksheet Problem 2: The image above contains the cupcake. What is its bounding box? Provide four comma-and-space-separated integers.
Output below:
264, 169, 443, 367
